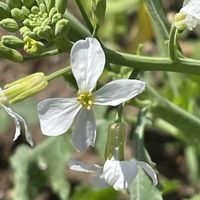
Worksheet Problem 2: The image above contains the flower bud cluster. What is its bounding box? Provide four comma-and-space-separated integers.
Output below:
0, 0, 70, 58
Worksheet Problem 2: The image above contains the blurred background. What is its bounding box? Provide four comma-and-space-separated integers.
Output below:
0, 0, 200, 199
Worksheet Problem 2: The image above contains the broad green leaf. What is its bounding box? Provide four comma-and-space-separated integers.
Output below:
71, 186, 118, 200
11, 135, 73, 200
144, 0, 170, 40
130, 169, 163, 200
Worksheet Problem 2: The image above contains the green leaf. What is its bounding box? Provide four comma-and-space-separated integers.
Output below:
11, 135, 73, 200
130, 169, 163, 200
144, 0, 170, 40
71, 186, 118, 200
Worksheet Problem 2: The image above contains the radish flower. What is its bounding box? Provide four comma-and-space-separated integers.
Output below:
38, 37, 145, 151
68, 158, 158, 190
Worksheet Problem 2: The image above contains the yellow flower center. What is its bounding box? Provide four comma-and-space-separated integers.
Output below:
77, 92, 94, 110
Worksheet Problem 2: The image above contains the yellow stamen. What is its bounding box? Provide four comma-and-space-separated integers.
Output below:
77, 92, 94, 110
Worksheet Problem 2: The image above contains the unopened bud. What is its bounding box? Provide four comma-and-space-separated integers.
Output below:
0, 2, 11, 20
174, 13, 187, 31
21, 6, 31, 16
104, 122, 126, 160
45, 0, 55, 11
11, 8, 26, 21
51, 13, 62, 25
0, 42, 23, 62
24, 36, 45, 55
49, 7, 58, 19
31, 6, 40, 14
2, 35, 24, 49
34, 25, 52, 40
3, 73, 48, 104
39, 3, 47, 13
21, 0, 35, 8
55, 19, 70, 38
0, 18, 19, 32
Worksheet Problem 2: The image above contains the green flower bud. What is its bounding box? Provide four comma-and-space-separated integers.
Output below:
55, 0, 67, 14
174, 13, 187, 31
51, 13, 62, 25
41, 18, 51, 26
20, 26, 31, 35
31, 6, 40, 14
2, 35, 24, 49
39, 3, 47, 13
0, 18, 19, 32
34, 25, 52, 40
21, 6, 31, 16
24, 36, 45, 55
104, 122, 126, 160
92, 0, 106, 25
45, 0, 55, 11
35, 0, 45, 6
55, 19, 70, 38
49, 7, 58, 19
0, 2, 11, 20
0, 42, 23, 62
3, 73, 48, 104
21, 0, 35, 8
11, 8, 26, 21
6, 0, 22, 9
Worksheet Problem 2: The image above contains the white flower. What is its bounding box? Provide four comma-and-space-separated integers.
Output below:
180, 0, 200, 30
0, 88, 33, 146
38, 37, 145, 151
68, 158, 158, 190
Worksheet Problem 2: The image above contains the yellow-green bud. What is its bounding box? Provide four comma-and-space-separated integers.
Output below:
0, 18, 19, 32
0, 2, 11, 20
174, 13, 187, 31
11, 8, 26, 21
39, 3, 47, 13
21, 6, 31, 16
31, 6, 40, 14
41, 18, 51, 26
104, 122, 126, 160
2, 35, 24, 49
21, 0, 35, 8
51, 13, 62, 25
92, 0, 106, 25
35, 0, 45, 7
55, 0, 67, 14
6, 0, 22, 9
0, 42, 23, 62
34, 25, 52, 40
24, 36, 45, 55
49, 7, 58, 19
45, 0, 55, 11
3, 73, 48, 104
55, 19, 70, 38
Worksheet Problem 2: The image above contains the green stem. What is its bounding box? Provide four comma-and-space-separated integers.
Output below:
146, 85, 200, 143
168, 25, 178, 61
46, 66, 71, 82
75, 0, 93, 33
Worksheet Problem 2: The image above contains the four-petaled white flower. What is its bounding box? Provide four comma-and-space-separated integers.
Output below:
38, 37, 145, 151
180, 0, 200, 30
68, 158, 158, 190
0, 88, 33, 146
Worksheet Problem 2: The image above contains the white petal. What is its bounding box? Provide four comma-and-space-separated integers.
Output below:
72, 108, 96, 151
94, 79, 145, 106
70, 37, 106, 92
38, 98, 81, 136
180, 0, 200, 30
91, 176, 110, 188
102, 159, 139, 190
68, 159, 102, 173
2, 105, 33, 146
138, 161, 158, 185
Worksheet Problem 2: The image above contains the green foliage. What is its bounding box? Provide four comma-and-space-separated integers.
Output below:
11, 134, 73, 200
130, 169, 163, 200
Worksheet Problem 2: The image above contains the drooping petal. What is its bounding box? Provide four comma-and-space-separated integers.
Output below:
70, 37, 106, 92
68, 159, 102, 173
72, 108, 96, 151
1, 105, 33, 146
138, 161, 158, 185
94, 79, 145, 106
102, 159, 139, 190
38, 98, 81, 136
